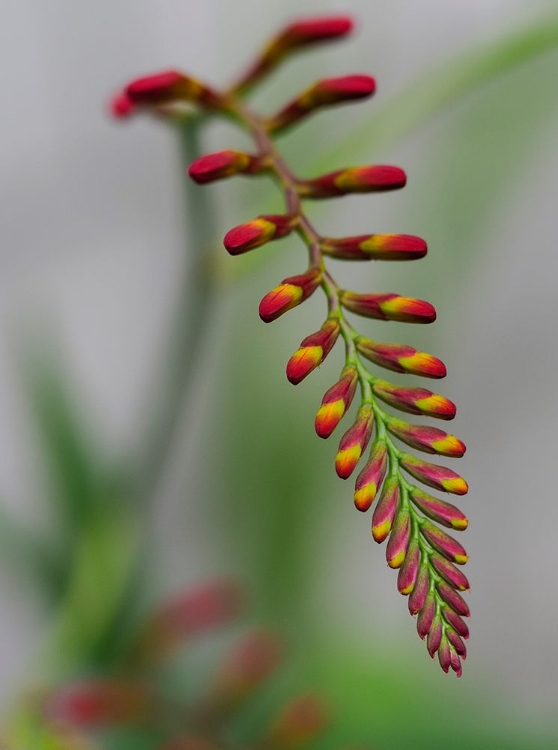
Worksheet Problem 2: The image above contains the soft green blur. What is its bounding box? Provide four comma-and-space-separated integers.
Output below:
2, 6, 558, 749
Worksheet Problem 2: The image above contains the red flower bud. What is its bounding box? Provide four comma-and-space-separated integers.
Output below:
315, 365, 358, 438
111, 92, 135, 118
286, 318, 340, 384
416, 593, 436, 639
386, 507, 411, 568
386, 417, 466, 458
268, 75, 375, 132
234, 16, 354, 93
427, 613, 443, 657
44, 680, 150, 727
321, 233, 427, 261
300, 166, 406, 198
356, 337, 446, 379
408, 564, 430, 615
259, 268, 321, 323
340, 291, 435, 324
442, 607, 469, 639
410, 488, 468, 530
137, 579, 244, 662
436, 580, 470, 617
371, 477, 400, 543
449, 645, 463, 677
125, 70, 222, 109
420, 519, 468, 565
188, 150, 266, 184
335, 404, 375, 479
397, 538, 420, 595
437, 636, 452, 673
210, 631, 283, 707
372, 380, 456, 420
446, 628, 467, 657
399, 453, 468, 495
354, 440, 388, 511
430, 553, 470, 591
224, 214, 296, 255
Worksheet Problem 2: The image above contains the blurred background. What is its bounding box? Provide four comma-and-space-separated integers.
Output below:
1, 0, 558, 747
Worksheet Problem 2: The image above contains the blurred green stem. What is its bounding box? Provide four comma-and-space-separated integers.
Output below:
137, 118, 218, 500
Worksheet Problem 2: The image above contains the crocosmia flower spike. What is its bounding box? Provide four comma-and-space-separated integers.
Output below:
113, 12, 470, 677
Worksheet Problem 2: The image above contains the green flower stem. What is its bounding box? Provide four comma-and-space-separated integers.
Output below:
137, 117, 219, 500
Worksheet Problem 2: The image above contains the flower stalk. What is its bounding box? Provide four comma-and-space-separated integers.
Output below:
112, 13, 469, 676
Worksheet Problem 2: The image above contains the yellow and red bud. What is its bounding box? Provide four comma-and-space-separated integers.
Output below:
286, 318, 340, 385
236, 16, 354, 93
416, 593, 436, 639
386, 417, 466, 458
224, 214, 296, 255
44, 680, 151, 727
353, 440, 388, 511
188, 150, 266, 184
259, 268, 322, 323
397, 538, 420, 595
340, 291, 436, 324
442, 607, 469, 639
268, 75, 375, 132
267, 695, 328, 748
299, 165, 406, 198
399, 453, 468, 495
426, 613, 443, 657
408, 564, 430, 615
335, 404, 375, 479
437, 581, 470, 617
320, 233, 427, 261
315, 365, 358, 438
372, 380, 456, 420
355, 337, 447, 379
371, 477, 400, 542
430, 553, 470, 591
410, 488, 467, 530
124, 70, 223, 110
386, 507, 411, 568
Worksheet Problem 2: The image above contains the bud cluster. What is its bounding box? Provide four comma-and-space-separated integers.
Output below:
112, 13, 469, 675
36, 580, 354, 750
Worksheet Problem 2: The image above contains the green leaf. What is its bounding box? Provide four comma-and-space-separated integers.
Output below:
314, 12, 558, 168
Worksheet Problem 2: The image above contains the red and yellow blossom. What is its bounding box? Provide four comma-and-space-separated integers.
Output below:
314, 365, 358, 438
259, 268, 322, 323
286, 318, 340, 385
335, 404, 375, 479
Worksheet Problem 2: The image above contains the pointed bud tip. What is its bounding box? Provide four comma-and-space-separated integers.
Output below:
288, 16, 355, 41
